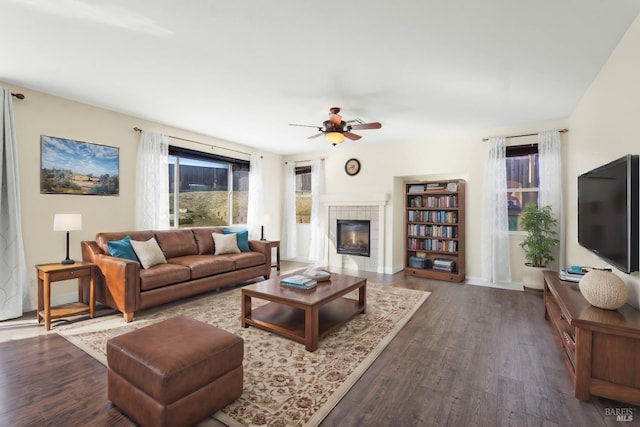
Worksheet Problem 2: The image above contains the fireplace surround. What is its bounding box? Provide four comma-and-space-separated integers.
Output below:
323, 193, 388, 273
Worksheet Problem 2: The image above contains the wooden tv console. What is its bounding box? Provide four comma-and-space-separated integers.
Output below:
543, 271, 640, 405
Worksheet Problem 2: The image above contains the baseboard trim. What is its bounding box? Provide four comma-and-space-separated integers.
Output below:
465, 276, 524, 292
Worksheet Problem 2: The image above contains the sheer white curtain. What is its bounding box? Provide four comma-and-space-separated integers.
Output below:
481, 137, 512, 283
247, 154, 264, 240
282, 162, 297, 259
538, 130, 564, 271
0, 88, 28, 320
309, 159, 326, 265
135, 131, 170, 230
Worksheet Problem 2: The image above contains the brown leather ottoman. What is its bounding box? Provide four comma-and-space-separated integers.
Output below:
107, 316, 243, 427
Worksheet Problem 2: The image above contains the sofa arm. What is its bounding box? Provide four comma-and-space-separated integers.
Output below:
248, 240, 272, 279
81, 241, 139, 322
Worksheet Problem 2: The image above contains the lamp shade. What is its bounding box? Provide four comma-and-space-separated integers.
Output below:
260, 215, 271, 226
53, 214, 82, 231
325, 132, 344, 146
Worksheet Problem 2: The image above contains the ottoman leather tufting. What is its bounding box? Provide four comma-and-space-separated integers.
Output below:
107, 316, 243, 427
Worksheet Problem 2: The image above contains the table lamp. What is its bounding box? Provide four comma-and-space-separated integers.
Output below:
53, 213, 82, 264
260, 215, 271, 241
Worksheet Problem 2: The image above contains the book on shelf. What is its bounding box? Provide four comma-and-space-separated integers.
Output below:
559, 269, 584, 283
567, 265, 589, 275
280, 275, 317, 289
425, 183, 445, 191
433, 258, 456, 272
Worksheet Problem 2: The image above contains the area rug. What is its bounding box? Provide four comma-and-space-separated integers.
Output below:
57, 283, 430, 426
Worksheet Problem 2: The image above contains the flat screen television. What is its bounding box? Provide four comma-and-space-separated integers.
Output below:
577, 154, 639, 273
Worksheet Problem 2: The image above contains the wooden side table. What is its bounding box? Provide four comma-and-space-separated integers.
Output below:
36, 262, 95, 331
267, 240, 280, 271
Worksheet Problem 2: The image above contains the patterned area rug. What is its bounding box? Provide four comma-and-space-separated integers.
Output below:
57, 282, 429, 426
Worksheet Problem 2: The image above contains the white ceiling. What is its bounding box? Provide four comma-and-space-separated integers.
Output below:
2, 1, 639, 154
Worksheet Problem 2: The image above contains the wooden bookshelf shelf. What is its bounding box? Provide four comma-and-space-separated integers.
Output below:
404, 179, 465, 283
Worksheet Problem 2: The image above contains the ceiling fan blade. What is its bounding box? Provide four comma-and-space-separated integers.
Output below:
349, 122, 382, 130
289, 123, 321, 129
307, 133, 324, 139
344, 132, 362, 141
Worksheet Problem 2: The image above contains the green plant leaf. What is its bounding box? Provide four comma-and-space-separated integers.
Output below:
519, 204, 559, 267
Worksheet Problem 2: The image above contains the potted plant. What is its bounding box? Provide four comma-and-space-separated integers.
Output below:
519, 204, 559, 289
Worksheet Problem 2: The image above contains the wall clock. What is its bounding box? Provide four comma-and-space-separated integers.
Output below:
345, 158, 361, 176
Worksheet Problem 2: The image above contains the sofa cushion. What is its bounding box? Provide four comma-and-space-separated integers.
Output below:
107, 236, 139, 262
154, 229, 198, 259
139, 263, 192, 291
96, 231, 155, 254
192, 227, 225, 255
131, 238, 167, 269
223, 251, 266, 269
168, 255, 236, 279
213, 233, 240, 255
224, 229, 250, 252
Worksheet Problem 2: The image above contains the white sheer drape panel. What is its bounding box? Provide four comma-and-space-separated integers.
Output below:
282, 162, 297, 259
309, 159, 326, 265
538, 130, 564, 271
0, 88, 28, 320
135, 131, 170, 230
481, 137, 512, 283
247, 154, 264, 240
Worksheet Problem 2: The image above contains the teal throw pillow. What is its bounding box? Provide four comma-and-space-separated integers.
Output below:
107, 235, 139, 261
224, 229, 250, 252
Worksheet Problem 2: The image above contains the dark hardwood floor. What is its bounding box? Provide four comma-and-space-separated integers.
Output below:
1, 261, 637, 426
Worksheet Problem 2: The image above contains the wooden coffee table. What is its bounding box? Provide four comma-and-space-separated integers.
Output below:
241, 272, 366, 351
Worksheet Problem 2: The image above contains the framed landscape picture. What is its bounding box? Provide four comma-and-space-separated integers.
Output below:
40, 135, 120, 195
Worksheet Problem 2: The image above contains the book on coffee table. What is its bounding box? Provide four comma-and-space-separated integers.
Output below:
280, 275, 317, 290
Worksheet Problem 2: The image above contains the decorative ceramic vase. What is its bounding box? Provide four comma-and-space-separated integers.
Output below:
579, 270, 628, 310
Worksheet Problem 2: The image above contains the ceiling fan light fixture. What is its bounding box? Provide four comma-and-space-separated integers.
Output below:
325, 132, 344, 146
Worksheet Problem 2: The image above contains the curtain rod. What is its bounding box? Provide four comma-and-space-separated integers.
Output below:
482, 128, 568, 142
133, 126, 252, 156
11, 92, 25, 99
285, 158, 325, 164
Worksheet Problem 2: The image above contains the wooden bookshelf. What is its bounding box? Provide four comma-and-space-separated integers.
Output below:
404, 179, 465, 282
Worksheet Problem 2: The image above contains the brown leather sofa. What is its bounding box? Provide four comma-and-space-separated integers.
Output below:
81, 227, 271, 322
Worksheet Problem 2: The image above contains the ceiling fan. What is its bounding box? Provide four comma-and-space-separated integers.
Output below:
289, 107, 382, 146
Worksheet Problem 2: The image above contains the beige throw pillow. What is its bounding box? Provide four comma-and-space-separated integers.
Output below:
212, 232, 240, 255
130, 237, 167, 269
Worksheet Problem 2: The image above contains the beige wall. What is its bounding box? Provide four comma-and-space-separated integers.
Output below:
285, 118, 568, 281
567, 14, 640, 309
4, 83, 282, 311
7, 13, 640, 311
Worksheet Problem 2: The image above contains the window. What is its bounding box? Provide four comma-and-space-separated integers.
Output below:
506, 144, 539, 231
296, 166, 311, 224
168, 147, 249, 228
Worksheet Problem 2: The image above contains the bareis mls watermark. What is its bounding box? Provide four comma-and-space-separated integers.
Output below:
605, 407, 635, 422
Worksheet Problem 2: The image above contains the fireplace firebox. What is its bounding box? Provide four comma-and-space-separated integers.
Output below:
337, 219, 370, 257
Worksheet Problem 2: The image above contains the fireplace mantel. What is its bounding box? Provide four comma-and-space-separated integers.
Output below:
321, 193, 389, 206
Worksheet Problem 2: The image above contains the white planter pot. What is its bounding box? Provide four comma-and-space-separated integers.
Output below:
522, 264, 547, 290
